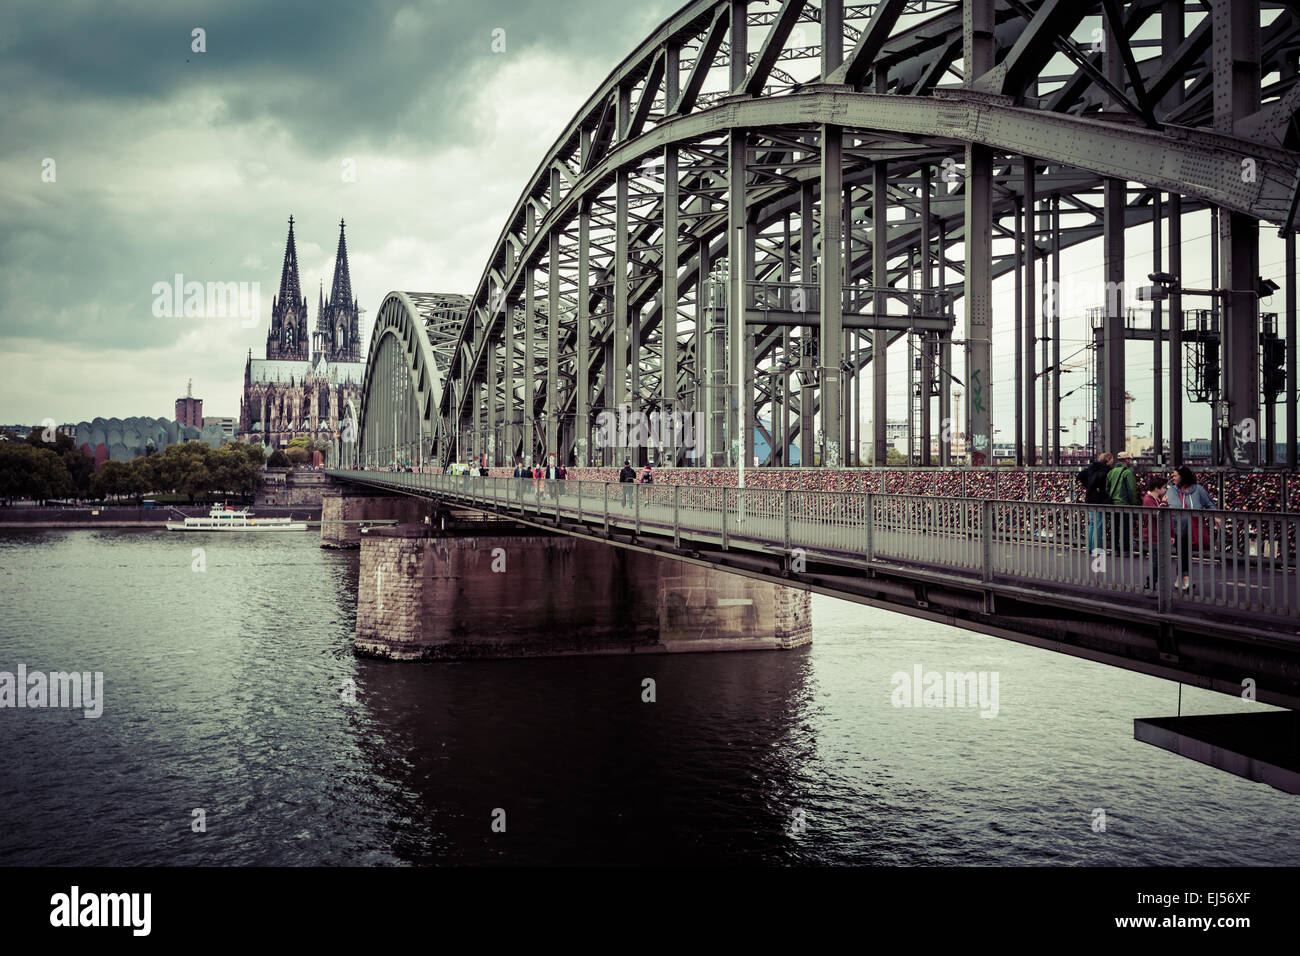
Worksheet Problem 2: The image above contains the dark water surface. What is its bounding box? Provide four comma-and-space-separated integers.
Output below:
1, 529, 1297, 866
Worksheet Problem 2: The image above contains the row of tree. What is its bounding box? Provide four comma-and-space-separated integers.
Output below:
89, 441, 267, 501
0, 428, 277, 503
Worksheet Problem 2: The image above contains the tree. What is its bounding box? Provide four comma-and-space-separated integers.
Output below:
91, 460, 136, 500
267, 449, 291, 468
150, 442, 213, 502
230, 442, 266, 468
60, 447, 94, 498
209, 445, 260, 497
0, 442, 74, 502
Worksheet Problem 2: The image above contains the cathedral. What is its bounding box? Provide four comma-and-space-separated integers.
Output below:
238, 217, 366, 452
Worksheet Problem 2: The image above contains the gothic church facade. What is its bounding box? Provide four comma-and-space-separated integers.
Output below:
239, 217, 365, 451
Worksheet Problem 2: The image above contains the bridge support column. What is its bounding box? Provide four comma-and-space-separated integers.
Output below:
355, 527, 812, 660
320, 490, 431, 548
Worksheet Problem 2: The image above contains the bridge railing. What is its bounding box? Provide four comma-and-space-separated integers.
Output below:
334, 471, 1299, 622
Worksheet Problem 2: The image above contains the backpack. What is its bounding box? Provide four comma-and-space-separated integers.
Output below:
1078, 464, 1107, 504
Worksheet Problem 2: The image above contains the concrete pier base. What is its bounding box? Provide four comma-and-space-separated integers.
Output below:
320, 491, 431, 548
355, 526, 812, 660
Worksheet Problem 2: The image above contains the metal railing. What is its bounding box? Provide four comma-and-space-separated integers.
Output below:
329, 470, 1300, 624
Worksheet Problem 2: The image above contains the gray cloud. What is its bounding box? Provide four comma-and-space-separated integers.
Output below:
0, 0, 677, 422
0, 0, 675, 154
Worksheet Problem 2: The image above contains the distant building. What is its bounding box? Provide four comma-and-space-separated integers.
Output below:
196, 416, 236, 449
203, 417, 236, 438
175, 379, 203, 428
238, 217, 364, 450
73, 416, 201, 470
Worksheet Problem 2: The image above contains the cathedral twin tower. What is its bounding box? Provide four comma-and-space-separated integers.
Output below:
239, 217, 366, 450
266, 215, 362, 364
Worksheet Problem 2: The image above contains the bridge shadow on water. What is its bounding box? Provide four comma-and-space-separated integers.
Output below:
351, 647, 819, 866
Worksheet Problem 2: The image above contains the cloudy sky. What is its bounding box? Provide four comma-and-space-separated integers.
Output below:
0, 0, 675, 425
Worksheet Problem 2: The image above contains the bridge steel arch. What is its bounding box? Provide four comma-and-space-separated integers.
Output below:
356, 291, 468, 468
379, 0, 1300, 471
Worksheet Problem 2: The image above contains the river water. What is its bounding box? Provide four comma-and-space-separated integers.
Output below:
1, 528, 1296, 866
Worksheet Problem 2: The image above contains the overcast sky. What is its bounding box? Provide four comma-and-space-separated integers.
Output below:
0, 0, 675, 425
1, 0, 1292, 450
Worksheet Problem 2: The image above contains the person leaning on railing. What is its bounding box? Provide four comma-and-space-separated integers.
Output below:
1168, 465, 1215, 593
1140, 475, 1168, 590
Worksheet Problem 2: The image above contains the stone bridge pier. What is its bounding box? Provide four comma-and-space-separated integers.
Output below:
354, 523, 812, 661
320, 487, 432, 548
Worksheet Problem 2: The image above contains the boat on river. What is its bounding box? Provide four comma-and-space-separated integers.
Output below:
165, 504, 308, 532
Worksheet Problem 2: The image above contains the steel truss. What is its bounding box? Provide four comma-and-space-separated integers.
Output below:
360, 0, 1300, 470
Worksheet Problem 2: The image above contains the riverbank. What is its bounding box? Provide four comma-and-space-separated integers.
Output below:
0, 505, 322, 529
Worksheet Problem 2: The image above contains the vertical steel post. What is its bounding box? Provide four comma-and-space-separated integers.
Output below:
821, 0, 843, 76
963, 0, 994, 466
728, 129, 748, 467
1014, 194, 1024, 466
800, 180, 817, 467
524, 205, 536, 463
920, 165, 934, 466
485, 334, 498, 467
872, 159, 888, 466
821, 125, 845, 466
663, 142, 679, 467
1024, 156, 1037, 465
614, 86, 631, 468
674, 483, 681, 548
1214, 0, 1261, 467
783, 488, 791, 551
1162, 0, 1184, 466
577, 200, 591, 467
1287, 230, 1297, 468
730, 0, 747, 91
938, 218, 952, 466
547, 170, 561, 460
1153, 192, 1164, 464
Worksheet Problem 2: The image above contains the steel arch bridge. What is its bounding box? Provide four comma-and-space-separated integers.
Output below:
356, 0, 1300, 472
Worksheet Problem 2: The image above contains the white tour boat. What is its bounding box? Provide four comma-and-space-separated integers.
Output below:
165, 504, 309, 532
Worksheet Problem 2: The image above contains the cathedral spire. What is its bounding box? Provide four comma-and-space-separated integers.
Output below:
267, 215, 310, 362
277, 216, 303, 307
328, 219, 353, 309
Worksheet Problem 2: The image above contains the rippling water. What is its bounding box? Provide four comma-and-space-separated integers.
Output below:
1, 528, 1297, 866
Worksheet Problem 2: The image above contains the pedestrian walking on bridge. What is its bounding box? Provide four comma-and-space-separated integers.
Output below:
619, 458, 636, 508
